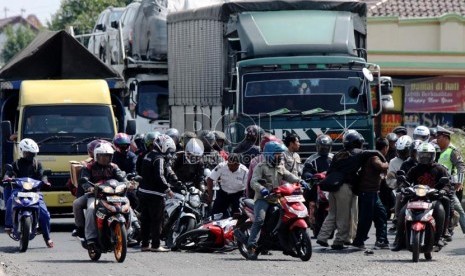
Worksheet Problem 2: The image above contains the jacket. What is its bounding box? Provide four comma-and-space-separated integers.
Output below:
251, 161, 300, 201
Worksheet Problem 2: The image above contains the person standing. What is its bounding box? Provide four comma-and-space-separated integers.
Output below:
283, 134, 302, 177
436, 126, 465, 236
138, 134, 177, 252
352, 138, 389, 249
206, 153, 248, 218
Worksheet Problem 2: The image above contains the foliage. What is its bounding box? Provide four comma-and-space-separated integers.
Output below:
451, 128, 465, 156
48, 0, 132, 34
1, 25, 36, 64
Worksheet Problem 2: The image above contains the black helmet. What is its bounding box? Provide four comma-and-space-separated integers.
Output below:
392, 126, 407, 136
316, 135, 332, 156
165, 128, 180, 144
343, 130, 364, 150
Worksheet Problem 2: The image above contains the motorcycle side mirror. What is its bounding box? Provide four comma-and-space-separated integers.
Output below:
439, 177, 450, 186
43, 169, 52, 177
204, 168, 212, 177
79, 177, 89, 185
396, 170, 406, 176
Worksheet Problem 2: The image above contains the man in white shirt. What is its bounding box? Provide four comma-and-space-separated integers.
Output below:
207, 153, 249, 218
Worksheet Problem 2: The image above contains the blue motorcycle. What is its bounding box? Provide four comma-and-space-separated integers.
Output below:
2, 174, 48, 252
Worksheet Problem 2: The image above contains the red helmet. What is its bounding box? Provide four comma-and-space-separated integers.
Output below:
259, 134, 281, 151
113, 133, 131, 153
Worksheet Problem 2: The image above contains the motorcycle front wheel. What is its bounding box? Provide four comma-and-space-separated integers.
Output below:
113, 222, 128, 263
236, 221, 254, 260
411, 230, 420, 263
294, 228, 312, 261
176, 229, 214, 252
19, 216, 31, 252
169, 217, 196, 251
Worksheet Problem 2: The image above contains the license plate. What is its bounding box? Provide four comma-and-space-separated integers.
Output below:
106, 196, 126, 203
285, 195, 305, 202
17, 192, 36, 198
407, 201, 431, 209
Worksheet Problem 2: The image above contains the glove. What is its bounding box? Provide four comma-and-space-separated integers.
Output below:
260, 188, 270, 197
300, 180, 310, 190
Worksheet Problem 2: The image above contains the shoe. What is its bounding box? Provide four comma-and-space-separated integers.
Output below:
246, 245, 258, 260
150, 246, 170, 252
351, 242, 365, 249
388, 226, 397, 233
331, 244, 347, 250
4, 227, 12, 236
344, 241, 352, 246
72, 227, 85, 239
374, 241, 389, 249
390, 243, 403, 252
316, 240, 329, 247
444, 233, 453, 242
127, 238, 139, 247
45, 239, 54, 248
141, 246, 151, 252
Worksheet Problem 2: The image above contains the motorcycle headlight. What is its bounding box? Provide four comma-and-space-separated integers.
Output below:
23, 182, 33, 191
102, 186, 114, 194
115, 184, 126, 194
189, 194, 201, 208
414, 185, 427, 197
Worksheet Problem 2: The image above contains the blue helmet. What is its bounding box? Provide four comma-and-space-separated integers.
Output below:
263, 141, 287, 164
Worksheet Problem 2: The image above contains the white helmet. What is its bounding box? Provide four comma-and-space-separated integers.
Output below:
19, 138, 39, 159
413, 125, 430, 141
185, 138, 204, 164
94, 142, 115, 165
416, 142, 436, 165
395, 135, 412, 151
154, 134, 176, 154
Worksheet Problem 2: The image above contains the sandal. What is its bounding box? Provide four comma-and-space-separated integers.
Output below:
45, 239, 54, 248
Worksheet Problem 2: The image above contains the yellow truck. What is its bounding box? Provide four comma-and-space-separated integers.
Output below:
0, 31, 135, 220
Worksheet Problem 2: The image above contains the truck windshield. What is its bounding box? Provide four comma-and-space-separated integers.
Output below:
136, 82, 169, 120
241, 71, 368, 115
22, 105, 115, 139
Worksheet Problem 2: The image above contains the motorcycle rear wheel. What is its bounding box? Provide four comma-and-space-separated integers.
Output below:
412, 230, 420, 263
113, 223, 128, 263
176, 229, 214, 251
295, 228, 312, 261
170, 217, 196, 251
19, 216, 31, 252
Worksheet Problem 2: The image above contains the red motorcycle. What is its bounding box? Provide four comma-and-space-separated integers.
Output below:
234, 183, 312, 261
307, 172, 329, 238
175, 217, 237, 252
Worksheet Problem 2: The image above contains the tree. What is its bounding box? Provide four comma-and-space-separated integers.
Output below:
48, 0, 131, 35
1, 25, 36, 65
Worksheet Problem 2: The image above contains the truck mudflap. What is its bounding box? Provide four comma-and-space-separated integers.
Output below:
42, 191, 75, 208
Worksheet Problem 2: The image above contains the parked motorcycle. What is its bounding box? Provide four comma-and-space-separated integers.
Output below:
234, 182, 312, 261
162, 181, 207, 249
398, 172, 450, 262
2, 167, 51, 252
78, 177, 131, 263
175, 216, 237, 252
307, 172, 328, 238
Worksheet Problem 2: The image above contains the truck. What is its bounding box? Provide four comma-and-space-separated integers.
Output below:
0, 30, 135, 220
167, 0, 394, 154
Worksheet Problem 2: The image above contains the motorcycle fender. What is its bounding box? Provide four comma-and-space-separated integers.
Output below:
289, 219, 308, 231
411, 222, 425, 231
180, 212, 196, 220
107, 214, 126, 227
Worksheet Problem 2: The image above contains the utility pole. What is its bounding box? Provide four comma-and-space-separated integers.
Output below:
3, 7, 9, 18
21, 8, 26, 18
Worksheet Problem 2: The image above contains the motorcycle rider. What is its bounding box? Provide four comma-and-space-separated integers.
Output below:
399, 139, 422, 174
199, 130, 224, 170
166, 128, 183, 152
138, 134, 177, 252
233, 125, 263, 168
213, 130, 229, 160
247, 141, 309, 259
283, 134, 302, 177
76, 142, 126, 248
392, 125, 408, 138
413, 125, 430, 141
385, 133, 398, 162
172, 138, 206, 190
136, 131, 160, 175
392, 142, 450, 251
3, 138, 54, 248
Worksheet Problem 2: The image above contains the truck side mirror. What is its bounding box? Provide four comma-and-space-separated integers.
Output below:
125, 119, 136, 135
96, 24, 105, 31
222, 88, 236, 108
111, 21, 119, 29
1, 121, 12, 141
380, 76, 393, 95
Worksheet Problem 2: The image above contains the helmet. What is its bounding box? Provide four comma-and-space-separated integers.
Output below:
213, 130, 227, 141
181, 131, 197, 148
416, 142, 436, 165
395, 135, 412, 160
316, 135, 333, 156
392, 126, 407, 136
409, 139, 423, 156
87, 139, 110, 158
113, 133, 131, 153
19, 138, 39, 160
429, 127, 437, 139
94, 142, 115, 166
144, 131, 161, 148
413, 125, 430, 141
259, 134, 281, 151
154, 134, 176, 154
263, 141, 287, 167
386, 133, 398, 143
245, 125, 264, 141
165, 128, 180, 144
185, 138, 204, 164
133, 133, 145, 151
199, 130, 215, 144
343, 130, 364, 150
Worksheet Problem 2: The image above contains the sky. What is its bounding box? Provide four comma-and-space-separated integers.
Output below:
1, 0, 62, 26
